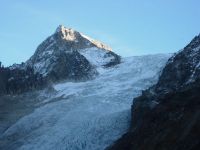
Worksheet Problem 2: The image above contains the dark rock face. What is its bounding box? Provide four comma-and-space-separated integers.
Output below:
103, 51, 121, 68
45, 50, 97, 82
155, 35, 200, 94
0, 65, 46, 95
108, 86, 200, 150
108, 35, 200, 150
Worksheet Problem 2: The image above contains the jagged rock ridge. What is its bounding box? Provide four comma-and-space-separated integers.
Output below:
155, 34, 200, 94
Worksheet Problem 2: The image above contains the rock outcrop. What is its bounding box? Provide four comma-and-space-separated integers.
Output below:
0, 65, 46, 95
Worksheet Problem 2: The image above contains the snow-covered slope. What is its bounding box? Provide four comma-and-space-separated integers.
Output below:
0, 54, 170, 150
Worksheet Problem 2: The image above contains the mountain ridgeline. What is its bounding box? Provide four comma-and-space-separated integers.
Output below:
107, 35, 200, 150
1, 25, 199, 150
0, 25, 120, 95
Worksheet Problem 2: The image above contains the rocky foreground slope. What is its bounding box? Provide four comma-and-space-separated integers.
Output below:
107, 35, 200, 150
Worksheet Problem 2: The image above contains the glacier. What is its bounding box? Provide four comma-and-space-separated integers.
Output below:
0, 54, 171, 150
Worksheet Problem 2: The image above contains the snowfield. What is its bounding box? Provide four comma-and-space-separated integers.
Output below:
0, 54, 170, 150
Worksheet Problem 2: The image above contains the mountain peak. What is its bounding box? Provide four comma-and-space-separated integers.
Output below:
55, 25, 77, 41
25, 25, 120, 79
55, 25, 112, 50
56, 25, 73, 32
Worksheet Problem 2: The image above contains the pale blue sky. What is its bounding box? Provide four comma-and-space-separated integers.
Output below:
0, 0, 200, 66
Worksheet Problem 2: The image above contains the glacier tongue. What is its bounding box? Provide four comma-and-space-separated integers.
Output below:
1, 54, 171, 150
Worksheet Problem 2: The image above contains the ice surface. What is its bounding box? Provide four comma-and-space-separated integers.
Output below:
0, 54, 170, 150
79, 47, 114, 68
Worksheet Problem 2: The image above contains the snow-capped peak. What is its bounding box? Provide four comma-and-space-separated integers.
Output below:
55, 25, 112, 51
24, 25, 120, 79
56, 24, 65, 32
56, 25, 74, 33
55, 25, 77, 41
